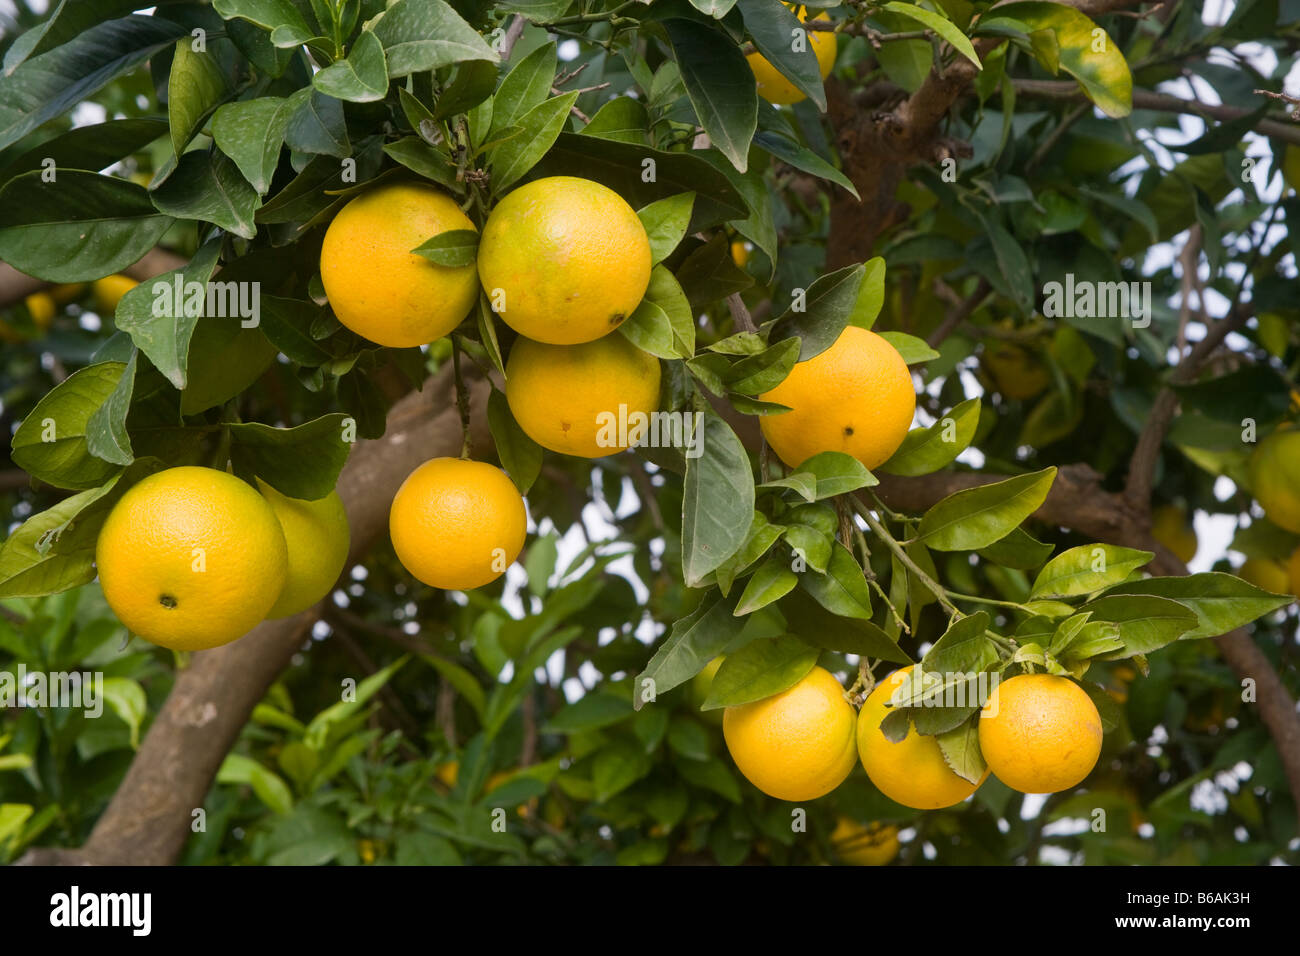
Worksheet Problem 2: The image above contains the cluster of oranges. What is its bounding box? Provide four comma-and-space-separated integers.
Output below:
722, 664, 1103, 810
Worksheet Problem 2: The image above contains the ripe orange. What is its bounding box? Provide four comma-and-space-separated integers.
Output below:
1151, 504, 1197, 564
747, 7, 836, 106
1248, 427, 1300, 534
1238, 556, 1291, 595
389, 458, 527, 590
759, 326, 915, 470
723, 665, 857, 801
857, 666, 987, 809
831, 818, 900, 866
258, 481, 351, 618
92, 274, 138, 317
505, 334, 661, 458
978, 674, 1103, 794
95, 466, 288, 651
319, 182, 479, 347
476, 176, 651, 345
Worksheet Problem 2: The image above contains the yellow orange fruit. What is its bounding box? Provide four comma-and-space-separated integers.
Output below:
759, 326, 915, 470
389, 457, 527, 590
258, 481, 351, 618
24, 292, 55, 329
1238, 556, 1291, 595
857, 667, 987, 809
983, 341, 1051, 401
504, 334, 661, 458
731, 239, 751, 269
978, 674, 1103, 794
723, 665, 856, 801
831, 818, 900, 866
435, 761, 459, 787
95, 466, 288, 651
747, 8, 837, 106
1287, 547, 1300, 598
92, 274, 138, 316
477, 176, 651, 345
1151, 504, 1197, 564
1248, 427, 1300, 533
320, 182, 479, 347
48, 282, 86, 305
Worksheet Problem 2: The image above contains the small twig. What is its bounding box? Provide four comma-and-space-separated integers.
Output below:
725, 292, 757, 333
452, 336, 473, 459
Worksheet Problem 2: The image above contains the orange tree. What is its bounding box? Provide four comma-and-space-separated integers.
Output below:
0, 0, 1298, 866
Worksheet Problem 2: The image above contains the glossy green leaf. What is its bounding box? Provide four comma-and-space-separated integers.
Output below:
1029, 544, 1153, 599
880, 398, 980, 476
701, 635, 819, 710
919, 468, 1056, 551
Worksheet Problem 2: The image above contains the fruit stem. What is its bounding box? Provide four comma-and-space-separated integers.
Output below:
451, 335, 472, 459
850, 497, 962, 618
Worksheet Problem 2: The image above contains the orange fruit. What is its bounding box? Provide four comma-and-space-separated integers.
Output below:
1151, 504, 1197, 564
747, 7, 836, 106
389, 458, 527, 590
504, 334, 661, 458
95, 466, 288, 651
319, 182, 479, 347
723, 665, 857, 801
1248, 427, 1300, 534
857, 666, 987, 809
831, 818, 900, 865
1238, 556, 1291, 595
92, 274, 138, 316
477, 176, 651, 345
978, 674, 1102, 794
258, 481, 351, 618
759, 326, 915, 470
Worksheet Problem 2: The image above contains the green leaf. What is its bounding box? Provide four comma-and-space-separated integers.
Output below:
150, 150, 261, 240
701, 635, 819, 710
0, 171, 171, 282
85, 351, 137, 467
3, 0, 143, 70
422, 655, 486, 720
0, 117, 167, 186
11, 363, 128, 490
304, 656, 408, 750
936, 716, 987, 785
313, 29, 389, 102
487, 92, 577, 190
496, 0, 574, 23
487, 388, 543, 495
229, 414, 353, 500
848, 257, 886, 329
491, 42, 557, 136
737, 0, 828, 110
618, 297, 679, 359
799, 450, 879, 498
689, 0, 740, 14
799, 541, 874, 620
877, 330, 940, 365
733, 554, 799, 615
0, 486, 116, 598
663, 18, 758, 172
581, 97, 649, 144
546, 693, 634, 733
637, 193, 696, 265
0, 15, 186, 153
753, 130, 858, 198
411, 228, 479, 266
218, 753, 294, 815
113, 239, 222, 389
920, 611, 999, 678
100, 677, 147, 749
633, 591, 746, 709
1028, 544, 1153, 599
1099, 573, 1293, 640
645, 265, 695, 357
212, 96, 296, 194
372, 0, 499, 78
433, 58, 498, 121
212, 0, 313, 38
1076, 594, 1199, 657
682, 416, 756, 587
383, 136, 457, 187
168, 38, 230, 157
180, 316, 279, 415
593, 742, 653, 801
880, 398, 980, 476
976, 526, 1054, 570
919, 468, 1056, 551
768, 263, 866, 361
880, 1, 982, 70
779, 588, 909, 662
726, 338, 801, 395
993, 2, 1132, 117
284, 88, 351, 159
